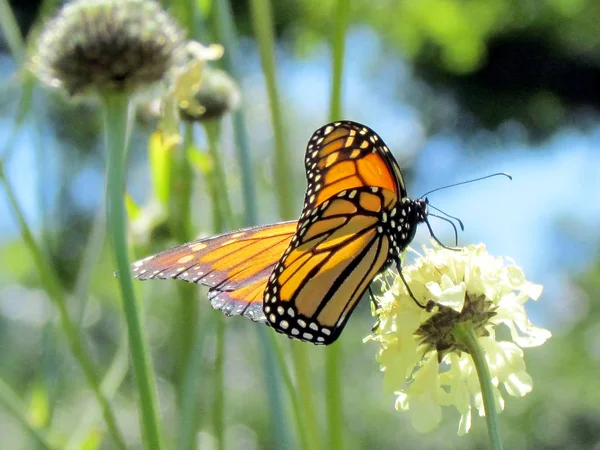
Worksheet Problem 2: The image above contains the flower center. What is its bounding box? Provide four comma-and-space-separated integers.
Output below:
414, 293, 497, 361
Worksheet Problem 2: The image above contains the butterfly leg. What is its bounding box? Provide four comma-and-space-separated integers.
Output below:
396, 263, 436, 311
368, 285, 381, 332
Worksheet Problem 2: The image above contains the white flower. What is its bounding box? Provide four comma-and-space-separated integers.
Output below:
366, 243, 551, 434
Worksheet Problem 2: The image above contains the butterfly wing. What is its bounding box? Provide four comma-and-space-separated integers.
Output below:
264, 121, 408, 344
303, 120, 407, 209
133, 221, 297, 321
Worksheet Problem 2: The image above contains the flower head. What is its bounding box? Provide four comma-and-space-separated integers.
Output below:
366, 243, 551, 434
179, 66, 241, 122
32, 0, 186, 96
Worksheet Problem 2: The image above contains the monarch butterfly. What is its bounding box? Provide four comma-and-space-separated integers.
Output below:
133, 121, 429, 345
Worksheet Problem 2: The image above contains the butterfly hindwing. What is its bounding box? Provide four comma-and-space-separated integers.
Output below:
263, 186, 397, 343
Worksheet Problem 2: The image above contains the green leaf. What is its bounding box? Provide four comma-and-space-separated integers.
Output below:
187, 146, 214, 176
149, 130, 176, 205
28, 382, 50, 428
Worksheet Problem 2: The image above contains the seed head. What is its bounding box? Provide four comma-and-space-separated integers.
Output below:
31, 0, 186, 96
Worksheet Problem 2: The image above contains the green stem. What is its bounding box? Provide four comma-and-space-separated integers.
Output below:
267, 334, 311, 450
210, 0, 258, 226
255, 327, 293, 446
0, 0, 24, 64
170, 124, 194, 242
328, 0, 349, 122
66, 333, 130, 450
204, 120, 229, 450
213, 314, 226, 450
325, 2, 350, 448
324, 343, 342, 450
0, 163, 127, 450
250, 0, 293, 219
102, 93, 164, 450
172, 124, 198, 407
205, 121, 234, 225
170, 0, 196, 37
0, 378, 58, 450
203, 122, 225, 231
250, 1, 321, 447
454, 323, 503, 450
177, 312, 214, 450
289, 342, 321, 450
210, 2, 292, 446
73, 205, 106, 323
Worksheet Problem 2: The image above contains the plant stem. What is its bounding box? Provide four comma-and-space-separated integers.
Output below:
177, 313, 214, 450
170, 124, 194, 243
0, 0, 24, 64
205, 121, 235, 225
213, 314, 226, 450
250, 1, 322, 447
325, 2, 350, 448
66, 333, 129, 450
204, 120, 229, 450
210, 0, 258, 226
170, 0, 196, 37
73, 205, 106, 323
172, 124, 199, 407
328, 0, 349, 122
267, 334, 311, 450
255, 327, 293, 446
0, 378, 58, 450
102, 93, 164, 450
288, 341, 321, 449
210, 2, 292, 446
250, 0, 294, 219
454, 323, 503, 450
0, 163, 127, 450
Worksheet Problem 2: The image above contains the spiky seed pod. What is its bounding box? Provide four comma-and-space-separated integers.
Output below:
179, 67, 241, 122
31, 0, 186, 97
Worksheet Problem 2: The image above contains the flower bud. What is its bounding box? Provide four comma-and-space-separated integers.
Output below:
179, 67, 240, 122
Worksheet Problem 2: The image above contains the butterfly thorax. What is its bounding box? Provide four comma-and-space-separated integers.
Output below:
381, 197, 427, 268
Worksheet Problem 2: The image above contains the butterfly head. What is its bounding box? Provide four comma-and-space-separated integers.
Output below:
415, 197, 429, 223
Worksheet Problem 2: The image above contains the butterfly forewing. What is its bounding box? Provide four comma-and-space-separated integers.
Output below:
303, 121, 407, 210
133, 221, 297, 321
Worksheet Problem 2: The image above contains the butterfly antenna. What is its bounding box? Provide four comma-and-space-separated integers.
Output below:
420, 172, 512, 198
427, 213, 460, 247
369, 285, 381, 332
427, 204, 464, 231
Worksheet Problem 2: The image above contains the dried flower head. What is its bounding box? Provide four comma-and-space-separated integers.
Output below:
178, 66, 240, 122
366, 243, 551, 434
31, 0, 186, 96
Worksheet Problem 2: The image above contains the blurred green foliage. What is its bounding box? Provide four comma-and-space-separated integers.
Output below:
278, 0, 600, 136
0, 0, 599, 449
